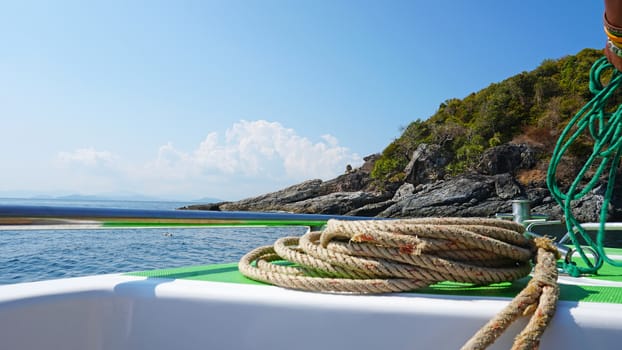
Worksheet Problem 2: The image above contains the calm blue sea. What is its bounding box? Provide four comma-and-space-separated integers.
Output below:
0, 198, 305, 285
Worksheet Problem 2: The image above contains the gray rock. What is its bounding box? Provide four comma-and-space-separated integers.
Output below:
319, 169, 373, 193
404, 143, 449, 185
494, 173, 523, 199
180, 202, 227, 211
220, 179, 323, 211
282, 191, 390, 215
360, 154, 380, 172
346, 200, 396, 217
569, 193, 606, 223
477, 144, 539, 175
392, 183, 415, 201
379, 174, 522, 218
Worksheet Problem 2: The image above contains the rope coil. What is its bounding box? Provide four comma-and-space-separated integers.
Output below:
547, 56, 622, 276
239, 218, 559, 349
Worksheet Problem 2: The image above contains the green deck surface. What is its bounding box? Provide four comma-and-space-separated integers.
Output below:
128, 258, 622, 304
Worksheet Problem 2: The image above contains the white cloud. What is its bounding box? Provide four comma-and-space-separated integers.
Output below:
199, 120, 361, 179
53, 120, 363, 199
144, 120, 362, 181
194, 132, 239, 174
57, 147, 115, 166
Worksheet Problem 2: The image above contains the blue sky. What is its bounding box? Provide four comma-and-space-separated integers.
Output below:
0, 0, 606, 201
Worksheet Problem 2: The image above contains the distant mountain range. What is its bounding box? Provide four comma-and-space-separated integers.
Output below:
0, 192, 222, 203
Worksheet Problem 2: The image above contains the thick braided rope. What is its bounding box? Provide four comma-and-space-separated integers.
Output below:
240, 218, 533, 293
461, 237, 560, 350
239, 218, 559, 348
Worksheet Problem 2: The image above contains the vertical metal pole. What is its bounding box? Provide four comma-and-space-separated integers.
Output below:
511, 199, 531, 224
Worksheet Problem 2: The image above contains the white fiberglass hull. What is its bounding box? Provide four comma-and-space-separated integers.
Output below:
1, 274, 621, 350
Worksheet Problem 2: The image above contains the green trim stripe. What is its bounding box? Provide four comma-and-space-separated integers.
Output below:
102, 220, 326, 228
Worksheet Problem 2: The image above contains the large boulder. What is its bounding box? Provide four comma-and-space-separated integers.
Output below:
477, 144, 538, 175
319, 169, 373, 193
317, 154, 381, 194
281, 191, 392, 215
379, 173, 524, 218
346, 200, 396, 217
404, 144, 449, 185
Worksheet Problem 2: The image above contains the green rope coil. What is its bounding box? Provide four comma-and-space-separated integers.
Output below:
547, 56, 622, 276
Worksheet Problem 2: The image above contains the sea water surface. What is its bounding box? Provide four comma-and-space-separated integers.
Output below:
0, 198, 305, 285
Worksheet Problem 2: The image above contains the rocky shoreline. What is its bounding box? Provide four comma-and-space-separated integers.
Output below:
182, 143, 622, 222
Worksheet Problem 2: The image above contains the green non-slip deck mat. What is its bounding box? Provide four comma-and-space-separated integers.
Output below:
129, 263, 264, 285
128, 262, 622, 304
563, 246, 622, 282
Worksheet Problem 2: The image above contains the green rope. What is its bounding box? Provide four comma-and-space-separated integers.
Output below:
547, 56, 622, 276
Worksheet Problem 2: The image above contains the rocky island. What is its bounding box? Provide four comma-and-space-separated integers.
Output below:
183, 49, 622, 222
